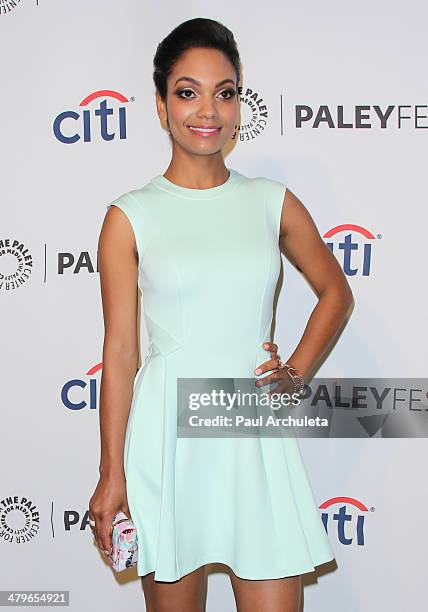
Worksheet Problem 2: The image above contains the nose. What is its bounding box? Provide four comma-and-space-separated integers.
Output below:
195, 95, 218, 119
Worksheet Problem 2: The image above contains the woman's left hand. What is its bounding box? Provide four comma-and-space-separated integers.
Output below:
254, 342, 295, 397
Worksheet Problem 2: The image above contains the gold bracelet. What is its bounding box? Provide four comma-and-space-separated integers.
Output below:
277, 360, 305, 395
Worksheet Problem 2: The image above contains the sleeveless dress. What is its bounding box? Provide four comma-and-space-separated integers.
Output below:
106, 168, 335, 581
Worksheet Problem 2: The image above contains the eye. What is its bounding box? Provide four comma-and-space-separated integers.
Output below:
219, 88, 237, 100
175, 88, 196, 99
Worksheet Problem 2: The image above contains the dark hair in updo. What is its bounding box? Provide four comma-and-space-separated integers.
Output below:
153, 17, 241, 101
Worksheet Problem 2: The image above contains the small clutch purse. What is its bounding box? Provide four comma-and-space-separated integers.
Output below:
108, 511, 138, 572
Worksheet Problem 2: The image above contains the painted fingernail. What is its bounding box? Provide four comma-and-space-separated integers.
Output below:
254, 368, 262, 375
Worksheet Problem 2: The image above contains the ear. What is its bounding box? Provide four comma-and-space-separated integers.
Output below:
155, 90, 169, 131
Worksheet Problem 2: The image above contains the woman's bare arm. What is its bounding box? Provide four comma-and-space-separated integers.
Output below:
97, 205, 140, 478
278, 188, 354, 379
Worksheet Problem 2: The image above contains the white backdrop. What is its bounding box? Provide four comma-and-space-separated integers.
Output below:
1, 1, 426, 610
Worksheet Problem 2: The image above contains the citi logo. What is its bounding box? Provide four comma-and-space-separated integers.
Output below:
62, 362, 102, 410
320, 496, 372, 546
323, 223, 379, 276
53, 89, 132, 144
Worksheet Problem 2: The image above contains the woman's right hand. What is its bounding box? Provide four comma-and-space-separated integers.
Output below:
88, 471, 131, 557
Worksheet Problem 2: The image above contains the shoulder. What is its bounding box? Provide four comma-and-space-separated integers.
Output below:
246, 172, 287, 202
105, 179, 161, 229
237, 173, 315, 242
107, 178, 156, 213
103, 179, 160, 261
247, 174, 315, 223
238, 173, 288, 207
249, 174, 287, 190
235, 172, 287, 238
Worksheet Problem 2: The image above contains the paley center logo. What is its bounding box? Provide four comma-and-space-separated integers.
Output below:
53, 89, 133, 144
320, 496, 372, 546
0, 238, 33, 291
233, 85, 268, 142
62, 362, 102, 410
0, 0, 25, 15
0, 495, 40, 544
323, 223, 380, 276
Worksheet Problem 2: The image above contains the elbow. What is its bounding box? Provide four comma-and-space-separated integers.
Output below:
339, 283, 355, 319
342, 281, 354, 307
344, 287, 355, 318
320, 281, 355, 316
102, 340, 140, 367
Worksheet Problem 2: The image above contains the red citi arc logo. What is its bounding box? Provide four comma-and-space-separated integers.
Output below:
53, 90, 131, 144
323, 224, 378, 277
320, 496, 370, 546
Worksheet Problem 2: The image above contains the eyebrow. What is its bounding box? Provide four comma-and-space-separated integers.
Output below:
174, 77, 236, 88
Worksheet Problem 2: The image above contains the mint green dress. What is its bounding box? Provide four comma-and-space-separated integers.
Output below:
107, 168, 335, 581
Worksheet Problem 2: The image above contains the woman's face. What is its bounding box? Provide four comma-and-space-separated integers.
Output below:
156, 47, 239, 155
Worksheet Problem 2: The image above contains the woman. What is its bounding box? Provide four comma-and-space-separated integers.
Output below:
89, 17, 353, 612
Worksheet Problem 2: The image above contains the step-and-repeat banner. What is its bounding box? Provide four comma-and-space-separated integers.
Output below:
2, 1, 426, 610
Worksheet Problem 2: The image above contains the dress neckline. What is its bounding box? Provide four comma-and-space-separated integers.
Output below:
150, 167, 242, 199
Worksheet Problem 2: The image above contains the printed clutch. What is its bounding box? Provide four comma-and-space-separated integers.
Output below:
109, 511, 138, 572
